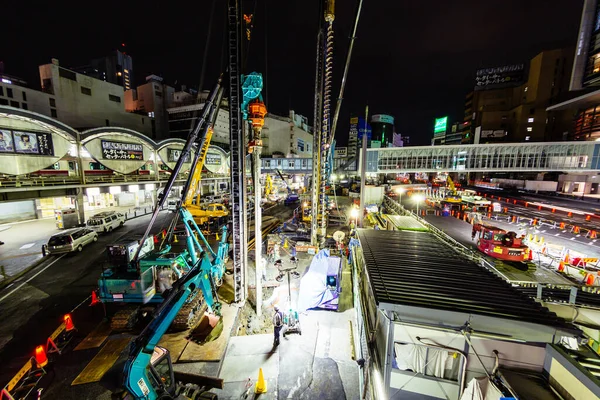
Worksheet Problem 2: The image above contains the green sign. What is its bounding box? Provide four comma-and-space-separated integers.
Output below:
434, 116, 448, 134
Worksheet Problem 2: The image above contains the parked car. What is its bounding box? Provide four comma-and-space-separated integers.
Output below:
167, 199, 179, 212
47, 228, 98, 254
87, 211, 126, 233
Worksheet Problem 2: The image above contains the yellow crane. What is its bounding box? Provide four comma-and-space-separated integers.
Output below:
444, 176, 462, 204
183, 127, 229, 229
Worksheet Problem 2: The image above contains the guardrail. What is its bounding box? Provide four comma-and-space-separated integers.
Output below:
382, 196, 589, 294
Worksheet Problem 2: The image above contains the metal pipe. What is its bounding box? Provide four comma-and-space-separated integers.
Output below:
329, 0, 364, 147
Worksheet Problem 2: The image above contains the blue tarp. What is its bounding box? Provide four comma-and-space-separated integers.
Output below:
297, 249, 340, 312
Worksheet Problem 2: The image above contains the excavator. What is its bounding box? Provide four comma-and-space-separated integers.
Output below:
275, 169, 300, 206
97, 78, 229, 332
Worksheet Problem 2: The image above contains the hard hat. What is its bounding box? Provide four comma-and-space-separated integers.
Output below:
274, 304, 280, 311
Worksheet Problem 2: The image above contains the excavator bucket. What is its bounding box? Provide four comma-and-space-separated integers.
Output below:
187, 312, 224, 344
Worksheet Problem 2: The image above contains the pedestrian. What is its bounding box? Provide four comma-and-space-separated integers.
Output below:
273, 305, 284, 346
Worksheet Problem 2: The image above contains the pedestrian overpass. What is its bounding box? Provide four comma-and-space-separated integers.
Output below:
263, 141, 600, 174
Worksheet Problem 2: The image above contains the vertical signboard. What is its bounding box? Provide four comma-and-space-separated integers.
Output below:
434, 117, 448, 135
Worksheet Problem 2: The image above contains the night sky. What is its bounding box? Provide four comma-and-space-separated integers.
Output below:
2, 0, 584, 146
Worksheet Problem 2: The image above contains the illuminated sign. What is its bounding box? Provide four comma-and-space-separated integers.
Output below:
167, 148, 190, 163
371, 114, 394, 124
434, 117, 448, 134
357, 117, 372, 140
101, 140, 144, 160
475, 64, 525, 91
0, 129, 54, 156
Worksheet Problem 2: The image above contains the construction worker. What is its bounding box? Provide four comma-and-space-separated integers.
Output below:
273, 305, 284, 346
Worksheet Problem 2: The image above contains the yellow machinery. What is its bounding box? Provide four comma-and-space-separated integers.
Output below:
444, 176, 462, 204
265, 174, 273, 196
183, 127, 230, 226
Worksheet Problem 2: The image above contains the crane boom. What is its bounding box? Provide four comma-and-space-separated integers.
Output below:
183, 86, 225, 207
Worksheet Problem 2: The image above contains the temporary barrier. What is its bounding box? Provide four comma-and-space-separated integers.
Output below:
559, 222, 566, 230
572, 226, 581, 234
46, 314, 76, 355
588, 230, 598, 239
1, 356, 47, 400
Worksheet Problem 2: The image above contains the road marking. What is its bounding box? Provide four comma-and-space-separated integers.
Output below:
19, 243, 36, 250
555, 234, 560, 236
0, 254, 66, 304
570, 237, 576, 241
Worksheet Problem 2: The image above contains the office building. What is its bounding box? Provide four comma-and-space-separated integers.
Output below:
125, 75, 174, 140
370, 114, 394, 147
74, 49, 134, 90
462, 48, 574, 143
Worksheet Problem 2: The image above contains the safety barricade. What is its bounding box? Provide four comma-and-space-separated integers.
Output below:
1, 314, 76, 399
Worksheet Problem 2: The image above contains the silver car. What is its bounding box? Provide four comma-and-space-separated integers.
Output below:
47, 228, 98, 254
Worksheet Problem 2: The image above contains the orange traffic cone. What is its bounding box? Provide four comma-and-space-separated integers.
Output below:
255, 368, 267, 394
528, 250, 533, 261
90, 290, 100, 306
35, 345, 48, 368
558, 261, 565, 272
563, 251, 570, 264
64, 314, 75, 332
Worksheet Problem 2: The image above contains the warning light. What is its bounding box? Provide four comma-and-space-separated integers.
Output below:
35, 345, 48, 367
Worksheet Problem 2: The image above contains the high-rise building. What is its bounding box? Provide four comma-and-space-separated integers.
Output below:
370, 114, 394, 147
347, 117, 358, 158
461, 48, 574, 143
124, 75, 174, 141
74, 49, 134, 91
571, 0, 600, 90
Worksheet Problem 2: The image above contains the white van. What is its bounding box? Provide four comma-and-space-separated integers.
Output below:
87, 211, 126, 233
167, 199, 179, 212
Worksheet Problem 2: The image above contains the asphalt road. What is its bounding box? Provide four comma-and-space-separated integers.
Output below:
0, 202, 296, 398
0, 212, 174, 385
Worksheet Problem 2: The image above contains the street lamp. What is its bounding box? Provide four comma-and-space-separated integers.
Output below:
413, 194, 425, 216
395, 187, 406, 204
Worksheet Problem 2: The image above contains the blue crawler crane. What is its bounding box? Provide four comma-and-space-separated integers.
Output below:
96, 77, 229, 331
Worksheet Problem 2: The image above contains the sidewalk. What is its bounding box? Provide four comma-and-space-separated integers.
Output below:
0, 203, 158, 287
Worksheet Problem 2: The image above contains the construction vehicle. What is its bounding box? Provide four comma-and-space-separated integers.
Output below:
180, 97, 230, 231
470, 213, 530, 263
275, 169, 300, 206
97, 78, 228, 331
443, 176, 462, 205
460, 189, 491, 211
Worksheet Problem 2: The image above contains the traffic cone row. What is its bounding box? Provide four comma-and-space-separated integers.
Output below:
31, 313, 76, 369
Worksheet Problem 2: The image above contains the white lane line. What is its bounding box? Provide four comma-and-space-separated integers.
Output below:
19, 243, 36, 250
0, 254, 66, 304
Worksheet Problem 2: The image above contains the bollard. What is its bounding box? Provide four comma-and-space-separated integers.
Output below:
41, 245, 46, 257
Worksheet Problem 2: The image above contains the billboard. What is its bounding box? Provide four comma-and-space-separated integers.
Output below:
334, 147, 347, 158
434, 116, 448, 135
101, 140, 144, 160
357, 117, 372, 141
371, 114, 394, 124
475, 64, 525, 91
481, 130, 506, 138
167, 148, 190, 163
0, 130, 54, 156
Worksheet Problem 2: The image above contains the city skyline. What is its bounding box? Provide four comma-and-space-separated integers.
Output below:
2, 0, 584, 145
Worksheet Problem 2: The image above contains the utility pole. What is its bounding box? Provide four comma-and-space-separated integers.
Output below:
359, 105, 368, 227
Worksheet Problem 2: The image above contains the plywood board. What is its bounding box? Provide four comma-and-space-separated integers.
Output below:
158, 332, 190, 363
178, 303, 238, 362
71, 336, 131, 385
74, 321, 112, 351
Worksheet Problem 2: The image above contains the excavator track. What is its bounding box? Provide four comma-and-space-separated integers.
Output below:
110, 306, 140, 331
171, 291, 206, 331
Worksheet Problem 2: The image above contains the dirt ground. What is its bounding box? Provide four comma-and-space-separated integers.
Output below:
235, 287, 275, 336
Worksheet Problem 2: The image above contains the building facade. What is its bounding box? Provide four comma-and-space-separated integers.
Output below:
125, 75, 175, 140
74, 49, 134, 91
462, 49, 574, 144
38, 61, 152, 136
